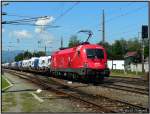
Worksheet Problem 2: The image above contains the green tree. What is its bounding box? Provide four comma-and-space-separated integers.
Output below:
98, 38, 143, 60
127, 38, 141, 52
23, 51, 32, 59
15, 53, 24, 62
32, 52, 38, 57
98, 39, 128, 60
15, 51, 46, 62
32, 51, 46, 57
98, 41, 113, 59
35, 51, 46, 57
68, 35, 81, 48
112, 40, 124, 59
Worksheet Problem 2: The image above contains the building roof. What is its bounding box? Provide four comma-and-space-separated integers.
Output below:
124, 51, 137, 58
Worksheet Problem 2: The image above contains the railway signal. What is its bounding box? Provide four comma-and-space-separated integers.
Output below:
142, 25, 148, 39
141, 25, 148, 73
2, 12, 7, 15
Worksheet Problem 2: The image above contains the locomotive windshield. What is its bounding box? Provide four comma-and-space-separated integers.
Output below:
86, 49, 104, 59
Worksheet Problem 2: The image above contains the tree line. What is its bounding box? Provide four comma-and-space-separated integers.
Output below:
15, 36, 149, 62
15, 51, 46, 62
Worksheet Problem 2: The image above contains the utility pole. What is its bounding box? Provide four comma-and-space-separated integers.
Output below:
142, 37, 145, 73
61, 36, 63, 48
148, 2, 150, 78
102, 9, 105, 42
45, 45, 46, 55
138, 32, 144, 73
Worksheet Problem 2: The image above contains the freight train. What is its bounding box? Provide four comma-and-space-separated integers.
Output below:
2, 43, 109, 83
2, 31, 110, 83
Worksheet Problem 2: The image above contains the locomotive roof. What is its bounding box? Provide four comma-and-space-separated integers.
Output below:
54, 43, 104, 55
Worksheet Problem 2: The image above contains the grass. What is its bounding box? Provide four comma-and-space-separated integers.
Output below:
2, 92, 34, 112
20, 92, 38, 112
2, 93, 17, 112
2, 76, 10, 90
110, 70, 144, 78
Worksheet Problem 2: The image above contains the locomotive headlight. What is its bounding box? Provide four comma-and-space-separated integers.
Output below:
83, 62, 88, 68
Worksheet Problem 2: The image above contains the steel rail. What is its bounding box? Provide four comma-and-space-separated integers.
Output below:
99, 84, 148, 95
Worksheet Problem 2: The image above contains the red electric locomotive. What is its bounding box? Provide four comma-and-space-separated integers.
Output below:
50, 30, 110, 82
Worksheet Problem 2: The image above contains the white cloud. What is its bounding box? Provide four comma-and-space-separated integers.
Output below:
35, 16, 54, 26
9, 30, 31, 39
35, 16, 54, 33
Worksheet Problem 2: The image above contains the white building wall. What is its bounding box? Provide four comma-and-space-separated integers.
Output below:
144, 62, 149, 72
107, 60, 124, 70
130, 63, 149, 72
108, 60, 149, 72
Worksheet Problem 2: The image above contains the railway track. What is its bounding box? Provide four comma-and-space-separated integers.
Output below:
108, 76, 149, 86
3, 69, 149, 113
98, 83, 148, 95
3, 69, 115, 113
4, 69, 148, 95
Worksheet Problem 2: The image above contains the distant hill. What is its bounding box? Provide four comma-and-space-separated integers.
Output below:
2, 50, 24, 63
2, 50, 56, 63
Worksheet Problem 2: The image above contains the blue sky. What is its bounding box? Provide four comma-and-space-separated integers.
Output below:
2, 1, 148, 52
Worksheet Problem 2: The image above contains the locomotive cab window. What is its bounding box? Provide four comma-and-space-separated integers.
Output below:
86, 49, 104, 59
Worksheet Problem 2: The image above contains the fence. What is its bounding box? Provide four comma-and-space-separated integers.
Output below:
107, 60, 149, 72
130, 62, 149, 72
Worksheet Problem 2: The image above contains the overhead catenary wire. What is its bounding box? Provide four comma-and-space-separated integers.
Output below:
4, 14, 33, 18
3, 2, 146, 50
106, 6, 146, 23
99, 2, 136, 17
97, 6, 146, 28
44, 2, 80, 30
2, 2, 78, 23
108, 25, 141, 37
4, 22, 60, 28
111, 33, 138, 41
2, 16, 61, 29
100, 5, 146, 41
2, 16, 49, 24
53, 2, 80, 23
3, 2, 79, 27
